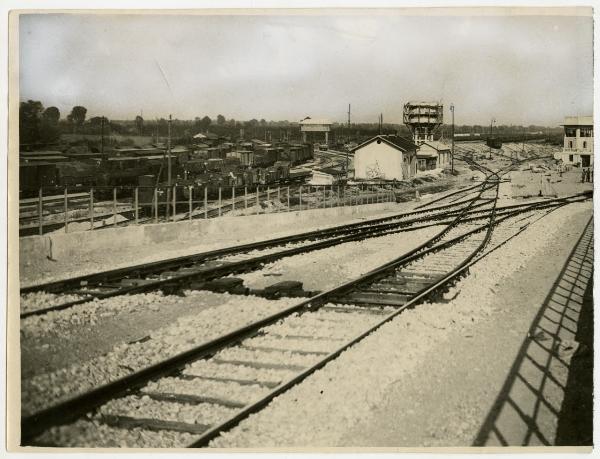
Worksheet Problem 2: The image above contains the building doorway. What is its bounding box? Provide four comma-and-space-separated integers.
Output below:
582, 155, 591, 167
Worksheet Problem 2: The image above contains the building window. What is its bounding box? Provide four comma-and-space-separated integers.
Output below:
569, 154, 574, 162
569, 141, 573, 149
583, 141, 587, 149
565, 128, 577, 137
580, 127, 593, 137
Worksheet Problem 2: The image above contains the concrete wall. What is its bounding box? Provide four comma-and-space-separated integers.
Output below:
20, 202, 398, 262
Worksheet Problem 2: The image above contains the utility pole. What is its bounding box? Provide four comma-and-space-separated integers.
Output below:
450, 104, 455, 173
346, 103, 351, 178
167, 114, 172, 219
100, 116, 105, 161
347, 104, 351, 142
489, 118, 495, 160
167, 114, 172, 188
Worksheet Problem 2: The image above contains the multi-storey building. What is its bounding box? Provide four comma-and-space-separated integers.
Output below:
555, 115, 593, 167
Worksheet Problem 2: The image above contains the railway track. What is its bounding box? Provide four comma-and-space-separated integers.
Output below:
20, 186, 590, 320
21, 161, 592, 446
20, 184, 496, 318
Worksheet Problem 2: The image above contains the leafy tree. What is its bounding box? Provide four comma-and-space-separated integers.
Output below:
38, 105, 62, 143
194, 116, 212, 132
259, 119, 267, 126
201, 116, 212, 129
217, 114, 226, 125
135, 115, 144, 135
19, 100, 44, 144
42, 106, 60, 124
67, 105, 87, 133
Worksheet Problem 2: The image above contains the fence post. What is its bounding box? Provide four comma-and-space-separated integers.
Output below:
38, 187, 43, 235
330, 185, 334, 208
188, 186, 193, 222
244, 186, 248, 211
172, 185, 177, 221
256, 186, 260, 214
299, 185, 303, 210
134, 187, 138, 225
337, 185, 341, 207
90, 187, 95, 230
277, 186, 281, 213
287, 186, 290, 211
113, 187, 118, 227
154, 187, 158, 223
232, 186, 236, 213
218, 187, 222, 217
204, 187, 208, 219
64, 186, 68, 233
266, 187, 270, 212
165, 187, 170, 221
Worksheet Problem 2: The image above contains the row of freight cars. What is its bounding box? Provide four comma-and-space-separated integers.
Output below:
19, 142, 314, 198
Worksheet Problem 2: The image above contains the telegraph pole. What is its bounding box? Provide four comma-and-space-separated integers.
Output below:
488, 118, 495, 160
346, 103, 351, 179
167, 114, 172, 188
100, 116, 105, 161
167, 114, 172, 219
450, 104, 455, 173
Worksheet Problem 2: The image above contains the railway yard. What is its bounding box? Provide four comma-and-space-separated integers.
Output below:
16, 142, 593, 448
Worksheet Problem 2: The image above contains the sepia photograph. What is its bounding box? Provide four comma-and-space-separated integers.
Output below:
7, 4, 595, 451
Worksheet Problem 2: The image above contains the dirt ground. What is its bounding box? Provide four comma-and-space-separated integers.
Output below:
511, 169, 593, 198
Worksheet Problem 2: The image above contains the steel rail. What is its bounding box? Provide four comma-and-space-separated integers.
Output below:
190, 183, 592, 447
23, 182, 588, 444
21, 186, 487, 296
21, 177, 494, 443
20, 195, 497, 319
188, 183, 504, 446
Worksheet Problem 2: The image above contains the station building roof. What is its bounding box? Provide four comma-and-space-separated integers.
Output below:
418, 141, 451, 154
353, 135, 418, 153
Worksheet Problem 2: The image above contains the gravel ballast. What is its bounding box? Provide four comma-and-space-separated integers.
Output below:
22, 293, 299, 416
207, 201, 591, 447
238, 226, 444, 291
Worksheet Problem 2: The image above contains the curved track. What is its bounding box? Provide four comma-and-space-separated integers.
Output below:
21, 160, 591, 447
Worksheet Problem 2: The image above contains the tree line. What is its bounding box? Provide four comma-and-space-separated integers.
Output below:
20, 99, 563, 147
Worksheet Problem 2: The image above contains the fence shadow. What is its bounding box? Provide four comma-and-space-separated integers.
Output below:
473, 216, 593, 446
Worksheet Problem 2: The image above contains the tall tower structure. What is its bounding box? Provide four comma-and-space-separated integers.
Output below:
403, 101, 444, 144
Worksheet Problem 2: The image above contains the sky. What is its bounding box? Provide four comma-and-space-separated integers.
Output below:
19, 10, 593, 126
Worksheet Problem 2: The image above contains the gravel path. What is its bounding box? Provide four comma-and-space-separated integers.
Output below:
207, 201, 591, 447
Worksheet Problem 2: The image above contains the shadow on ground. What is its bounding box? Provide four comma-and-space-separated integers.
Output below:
473, 216, 593, 446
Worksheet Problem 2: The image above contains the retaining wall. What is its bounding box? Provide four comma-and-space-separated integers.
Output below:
21, 202, 398, 262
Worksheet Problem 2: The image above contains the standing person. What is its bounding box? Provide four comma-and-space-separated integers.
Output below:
581, 168, 586, 183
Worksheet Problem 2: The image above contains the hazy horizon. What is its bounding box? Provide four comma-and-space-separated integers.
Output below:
19, 11, 593, 126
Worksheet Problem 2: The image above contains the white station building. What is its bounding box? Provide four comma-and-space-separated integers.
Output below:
352, 135, 418, 181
